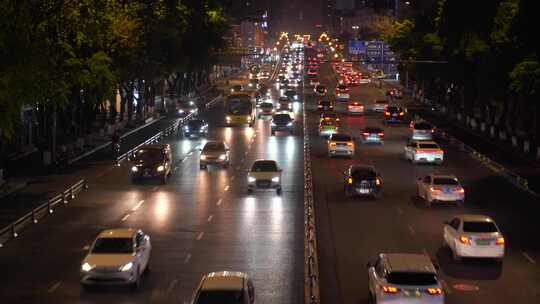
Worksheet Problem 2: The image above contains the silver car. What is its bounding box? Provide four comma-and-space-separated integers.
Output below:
410, 121, 434, 141
200, 141, 230, 169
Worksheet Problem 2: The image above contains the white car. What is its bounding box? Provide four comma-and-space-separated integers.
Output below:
328, 133, 354, 158
410, 121, 435, 141
247, 159, 282, 194
368, 253, 444, 304
200, 141, 230, 169
417, 174, 465, 207
347, 101, 365, 115
404, 141, 444, 165
191, 271, 255, 304
81, 228, 151, 291
443, 215, 505, 262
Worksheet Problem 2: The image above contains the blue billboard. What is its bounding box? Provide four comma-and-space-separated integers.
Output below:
349, 40, 397, 63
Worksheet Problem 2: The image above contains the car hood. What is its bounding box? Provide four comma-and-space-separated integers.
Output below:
249, 171, 281, 179
202, 151, 226, 157
83, 254, 135, 267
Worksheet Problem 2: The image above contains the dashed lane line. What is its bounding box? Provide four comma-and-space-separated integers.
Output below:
167, 279, 178, 293
184, 253, 192, 264
522, 252, 536, 264
224, 185, 230, 191
207, 215, 214, 222
152, 186, 159, 191
132, 200, 145, 211
196, 232, 204, 241
407, 225, 416, 235
121, 214, 130, 222
48, 281, 61, 293
216, 199, 223, 206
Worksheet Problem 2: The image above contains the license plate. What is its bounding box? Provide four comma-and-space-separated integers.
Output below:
476, 240, 491, 246
392, 113, 398, 117
143, 172, 151, 177
357, 188, 369, 194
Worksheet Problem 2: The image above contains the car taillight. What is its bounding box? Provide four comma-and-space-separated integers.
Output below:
426, 288, 442, 295
375, 178, 381, 186
347, 142, 353, 147
378, 132, 384, 137
383, 286, 399, 294
329, 142, 336, 146
399, 112, 404, 116
348, 177, 353, 184
456, 187, 465, 193
496, 237, 505, 245
459, 236, 472, 245
363, 132, 370, 137
384, 111, 390, 116
429, 186, 442, 192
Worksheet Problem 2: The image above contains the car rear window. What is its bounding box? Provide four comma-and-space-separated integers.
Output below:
252, 161, 278, 172
273, 114, 292, 123
365, 127, 383, 133
418, 143, 439, 149
387, 272, 438, 286
433, 178, 459, 185
135, 148, 164, 161
387, 106, 402, 112
203, 142, 225, 152
260, 103, 273, 109
317, 86, 326, 91
338, 85, 347, 90
351, 169, 376, 179
331, 134, 351, 141
463, 221, 498, 233
319, 101, 330, 105
92, 238, 133, 254
196, 290, 244, 304
375, 100, 387, 104
414, 123, 433, 130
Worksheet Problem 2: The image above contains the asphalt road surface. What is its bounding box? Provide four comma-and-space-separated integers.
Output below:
0, 73, 305, 304
312, 63, 540, 304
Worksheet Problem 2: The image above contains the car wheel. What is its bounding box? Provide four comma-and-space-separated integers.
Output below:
276, 188, 282, 195
223, 162, 229, 169
457, 199, 465, 207
200, 164, 206, 170
271, 131, 275, 136
344, 187, 352, 198
130, 269, 140, 292
131, 178, 138, 184
161, 175, 167, 185
247, 188, 253, 193
81, 283, 92, 292
425, 195, 432, 207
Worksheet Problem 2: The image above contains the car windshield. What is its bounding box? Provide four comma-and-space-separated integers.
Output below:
92, 237, 133, 254
387, 272, 438, 286
203, 142, 225, 152
260, 103, 273, 109
415, 123, 433, 130
433, 178, 459, 185
418, 143, 439, 149
196, 290, 244, 304
387, 106, 402, 112
285, 91, 296, 96
135, 148, 164, 161
331, 134, 351, 141
179, 101, 196, 108
273, 114, 292, 123
463, 221, 498, 233
188, 120, 204, 128
252, 161, 278, 172
351, 169, 376, 179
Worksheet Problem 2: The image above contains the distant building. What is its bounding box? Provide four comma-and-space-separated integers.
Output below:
240, 19, 265, 47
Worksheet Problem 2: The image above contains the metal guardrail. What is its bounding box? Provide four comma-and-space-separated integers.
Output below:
116, 112, 195, 163
303, 93, 320, 304
0, 179, 88, 247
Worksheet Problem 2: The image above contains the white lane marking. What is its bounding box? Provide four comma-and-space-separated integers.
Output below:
440, 279, 452, 294
167, 279, 178, 293
82, 245, 90, 251
407, 225, 416, 235
216, 199, 223, 206
48, 281, 61, 293
196, 232, 204, 241
207, 215, 214, 222
121, 214, 130, 222
224, 185, 230, 191
184, 253, 192, 264
522, 252, 536, 264
395, 206, 404, 214
132, 200, 145, 211
182, 157, 188, 162
187, 152, 193, 156
174, 166, 179, 171
152, 186, 159, 191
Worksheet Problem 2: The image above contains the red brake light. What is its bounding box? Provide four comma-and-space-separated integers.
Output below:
378, 132, 384, 137
456, 187, 465, 193
399, 112, 404, 116
363, 132, 370, 136
384, 111, 390, 116
496, 237, 505, 245
429, 186, 442, 192
383, 286, 399, 294
426, 288, 442, 295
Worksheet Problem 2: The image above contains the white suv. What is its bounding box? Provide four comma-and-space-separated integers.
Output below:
191, 271, 255, 304
81, 228, 151, 291
368, 253, 444, 304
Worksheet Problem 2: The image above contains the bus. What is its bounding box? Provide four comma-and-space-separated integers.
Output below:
225, 93, 256, 127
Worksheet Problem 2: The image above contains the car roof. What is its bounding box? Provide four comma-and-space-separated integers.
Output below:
456, 214, 495, 222
381, 253, 436, 273
201, 271, 247, 291
97, 228, 137, 239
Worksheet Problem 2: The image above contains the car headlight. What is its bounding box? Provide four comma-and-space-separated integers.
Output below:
294, 95, 298, 100
226, 116, 231, 121
189, 109, 195, 113
219, 154, 226, 160
131, 166, 138, 172
287, 122, 293, 126
157, 165, 165, 172
200, 155, 207, 160
120, 262, 133, 272
248, 176, 256, 183
184, 126, 189, 130
81, 262, 93, 272
271, 122, 276, 126
272, 176, 280, 182
178, 109, 184, 114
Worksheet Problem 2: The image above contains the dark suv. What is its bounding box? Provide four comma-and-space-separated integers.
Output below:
130, 144, 172, 184
383, 105, 406, 123
271, 113, 294, 135
343, 165, 383, 199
